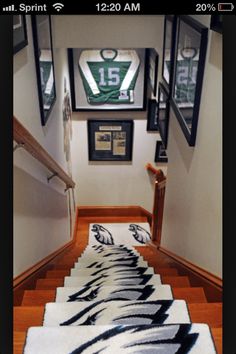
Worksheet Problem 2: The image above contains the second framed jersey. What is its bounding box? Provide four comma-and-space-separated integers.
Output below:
68, 48, 147, 111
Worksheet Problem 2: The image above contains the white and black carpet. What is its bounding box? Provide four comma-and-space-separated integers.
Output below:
88, 223, 151, 246
43, 299, 190, 326
73, 256, 148, 269
55, 285, 174, 302
23, 228, 217, 353
63, 273, 162, 287
70, 265, 154, 277
24, 324, 216, 353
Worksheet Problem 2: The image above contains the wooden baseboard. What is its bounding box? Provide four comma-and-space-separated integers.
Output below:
78, 205, 152, 225
159, 246, 222, 289
13, 207, 79, 305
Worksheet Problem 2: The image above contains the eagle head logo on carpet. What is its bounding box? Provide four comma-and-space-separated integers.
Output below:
91, 224, 114, 245
129, 224, 151, 244
90, 223, 151, 246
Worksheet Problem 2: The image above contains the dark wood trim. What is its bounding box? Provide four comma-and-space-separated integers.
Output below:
13, 208, 79, 305
152, 179, 166, 245
145, 166, 166, 244
159, 246, 222, 288
72, 206, 79, 242
77, 205, 151, 220
145, 163, 165, 182
158, 246, 222, 302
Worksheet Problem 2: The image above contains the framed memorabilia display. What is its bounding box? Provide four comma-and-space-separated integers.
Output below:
155, 141, 168, 163
146, 99, 158, 131
13, 15, 28, 54
68, 48, 147, 111
210, 15, 223, 34
161, 15, 177, 92
88, 120, 133, 161
31, 15, 56, 126
148, 48, 159, 96
157, 83, 170, 149
171, 15, 208, 146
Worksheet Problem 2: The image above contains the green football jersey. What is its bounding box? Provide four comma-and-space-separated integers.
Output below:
39, 50, 55, 111
165, 49, 198, 106
78, 49, 140, 104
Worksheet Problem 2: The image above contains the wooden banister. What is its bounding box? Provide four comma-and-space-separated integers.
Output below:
146, 163, 166, 246
146, 163, 165, 182
13, 116, 75, 189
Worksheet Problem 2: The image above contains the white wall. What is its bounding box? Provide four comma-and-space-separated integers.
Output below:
71, 115, 166, 210
57, 15, 167, 211
13, 14, 222, 278
161, 19, 222, 277
13, 16, 75, 277
53, 16, 164, 49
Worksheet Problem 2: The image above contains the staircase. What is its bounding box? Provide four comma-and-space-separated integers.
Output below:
14, 215, 222, 353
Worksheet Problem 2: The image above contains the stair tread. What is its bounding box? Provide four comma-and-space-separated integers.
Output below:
46, 267, 179, 278
14, 327, 222, 354
22, 290, 56, 306
14, 332, 26, 354
14, 306, 45, 331
21, 286, 207, 306
211, 328, 222, 354
172, 287, 207, 303
35, 275, 190, 290
14, 302, 222, 331
161, 275, 190, 287
15, 324, 219, 354
188, 303, 222, 327
36, 278, 64, 289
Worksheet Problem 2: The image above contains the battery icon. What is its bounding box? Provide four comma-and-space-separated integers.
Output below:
218, 2, 234, 10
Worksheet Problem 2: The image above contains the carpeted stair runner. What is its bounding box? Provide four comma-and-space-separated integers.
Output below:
23, 242, 217, 353
89, 223, 151, 245
43, 299, 191, 325
55, 284, 174, 302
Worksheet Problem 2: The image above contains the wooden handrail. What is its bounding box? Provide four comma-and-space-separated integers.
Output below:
13, 116, 75, 189
145, 163, 165, 183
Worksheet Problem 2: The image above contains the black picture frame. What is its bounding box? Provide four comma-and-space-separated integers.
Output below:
171, 15, 208, 146
13, 15, 28, 54
68, 48, 148, 111
161, 15, 177, 93
155, 141, 168, 163
146, 99, 158, 131
148, 48, 159, 96
31, 15, 56, 126
88, 120, 133, 161
157, 83, 170, 149
210, 15, 223, 34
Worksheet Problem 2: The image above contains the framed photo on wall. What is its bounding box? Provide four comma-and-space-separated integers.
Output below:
13, 15, 28, 54
31, 15, 56, 126
157, 83, 170, 149
148, 48, 159, 96
155, 141, 168, 163
88, 120, 133, 161
210, 15, 223, 34
146, 99, 158, 131
161, 15, 177, 93
171, 15, 208, 146
68, 48, 147, 111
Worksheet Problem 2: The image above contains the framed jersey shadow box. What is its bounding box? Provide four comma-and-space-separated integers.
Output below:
68, 48, 148, 111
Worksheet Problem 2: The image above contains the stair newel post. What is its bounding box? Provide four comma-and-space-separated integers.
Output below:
146, 164, 166, 247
